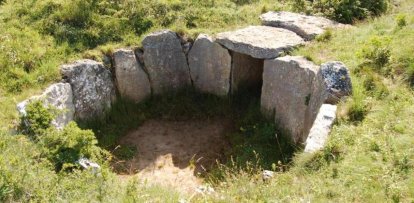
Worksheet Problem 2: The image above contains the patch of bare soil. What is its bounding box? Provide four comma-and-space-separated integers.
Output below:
114, 118, 233, 193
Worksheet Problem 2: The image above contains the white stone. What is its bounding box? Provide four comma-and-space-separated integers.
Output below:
305, 104, 337, 153
262, 170, 274, 181
17, 83, 75, 129
78, 158, 101, 174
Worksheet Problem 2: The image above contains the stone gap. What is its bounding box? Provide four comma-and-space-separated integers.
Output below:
230, 51, 264, 94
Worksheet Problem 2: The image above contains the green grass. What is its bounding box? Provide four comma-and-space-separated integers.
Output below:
1, 0, 414, 202
196, 0, 414, 201
0, 0, 290, 131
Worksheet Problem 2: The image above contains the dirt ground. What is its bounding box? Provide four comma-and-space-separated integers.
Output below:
115, 118, 233, 193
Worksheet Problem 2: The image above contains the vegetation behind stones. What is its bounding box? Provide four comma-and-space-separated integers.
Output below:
1, 0, 414, 202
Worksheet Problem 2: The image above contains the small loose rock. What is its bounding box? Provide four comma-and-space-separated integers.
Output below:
262, 170, 274, 181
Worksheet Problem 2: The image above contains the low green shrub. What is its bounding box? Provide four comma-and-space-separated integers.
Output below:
359, 35, 392, 70
342, 82, 369, 122
292, 0, 389, 24
20, 100, 55, 136
395, 13, 407, 28
231, 0, 259, 6
406, 63, 414, 86
316, 29, 333, 42
362, 73, 389, 98
20, 100, 109, 172
113, 145, 137, 160
290, 0, 308, 13
38, 122, 110, 171
347, 99, 368, 122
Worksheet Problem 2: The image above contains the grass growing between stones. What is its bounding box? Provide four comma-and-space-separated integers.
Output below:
0, 0, 292, 133
192, 0, 414, 201
2, 0, 414, 202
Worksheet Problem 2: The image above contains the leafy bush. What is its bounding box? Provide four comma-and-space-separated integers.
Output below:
395, 13, 407, 28
21, 100, 55, 136
290, 0, 308, 13
359, 36, 392, 70
38, 122, 110, 171
231, 0, 259, 6
294, 0, 389, 23
406, 63, 414, 86
20, 100, 109, 172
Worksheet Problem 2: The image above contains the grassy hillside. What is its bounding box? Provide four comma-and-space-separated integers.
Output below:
0, 0, 290, 131
200, 0, 414, 201
1, 0, 414, 202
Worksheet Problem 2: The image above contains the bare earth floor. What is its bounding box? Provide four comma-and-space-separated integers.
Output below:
115, 119, 233, 193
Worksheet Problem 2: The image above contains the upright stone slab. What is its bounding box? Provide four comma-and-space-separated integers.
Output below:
61, 59, 115, 120
142, 30, 191, 94
188, 34, 231, 96
260, 11, 343, 40
113, 49, 151, 102
261, 56, 325, 143
320, 61, 352, 104
231, 52, 264, 93
17, 83, 75, 129
305, 104, 337, 153
216, 26, 305, 59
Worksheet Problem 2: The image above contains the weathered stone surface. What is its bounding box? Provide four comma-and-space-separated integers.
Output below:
61, 59, 115, 120
113, 49, 151, 102
260, 11, 342, 40
142, 30, 191, 94
261, 56, 325, 143
231, 52, 264, 93
305, 104, 337, 153
320, 61, 352, 104
307, 68, 329, 133
216, 26, 304, 59
188, 34, 231, 96
17, 83, 75, 129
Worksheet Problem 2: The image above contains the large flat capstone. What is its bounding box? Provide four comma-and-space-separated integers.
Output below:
17, 83, 75, 129
261, 56, 326, 143
142, 30, 191, 94
113, 49, 151, 102
61, 59, 115, 120
188, 34, 232, 96
260, 11, 342, 41
216, 26, 304, 59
